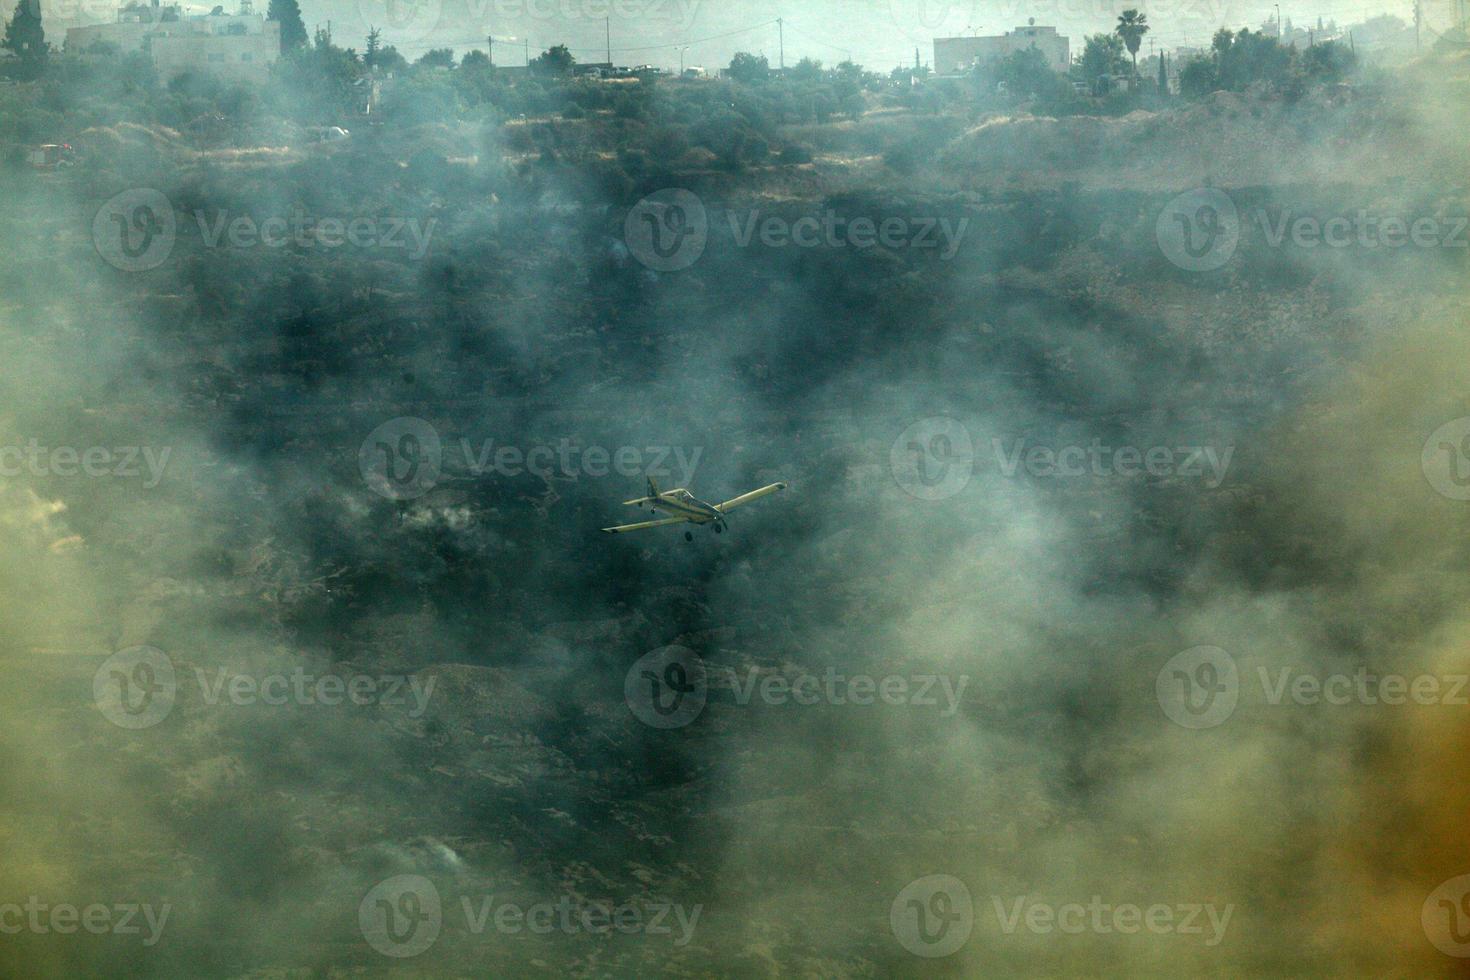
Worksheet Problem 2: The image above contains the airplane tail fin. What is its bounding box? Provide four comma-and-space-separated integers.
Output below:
647, 475, 660, 498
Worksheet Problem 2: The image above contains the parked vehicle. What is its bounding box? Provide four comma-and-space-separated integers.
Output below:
27, 143, 75, 169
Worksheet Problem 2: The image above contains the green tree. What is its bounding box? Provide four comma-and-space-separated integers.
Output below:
2, 0, 46, 76
364, 27, 380, 66
987, 47, 1058, 99
1077, 34, 1127, 86
529, 44, 574, 75
1114, 9, 1149, 75
1177, 55, 1216, 97
374, 44, 407, 73
727, 51, 769, 84
790, 56, 823, 81
267, 0, 308, 51
416, 48, 455, 69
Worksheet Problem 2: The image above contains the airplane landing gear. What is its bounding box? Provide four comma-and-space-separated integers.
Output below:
714, 525, 722, 534
684, 531, 693, 542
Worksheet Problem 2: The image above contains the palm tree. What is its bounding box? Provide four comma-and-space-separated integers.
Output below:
1115, 9, 1149, 76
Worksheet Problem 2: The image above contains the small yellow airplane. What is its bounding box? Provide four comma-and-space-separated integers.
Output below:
602, 477, 788, 541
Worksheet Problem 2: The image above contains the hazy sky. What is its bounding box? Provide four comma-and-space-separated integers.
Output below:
30, 0, 1437, 68
311, 0, 1426, 67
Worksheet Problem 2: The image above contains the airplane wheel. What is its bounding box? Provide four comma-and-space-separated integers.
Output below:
684, 531, 693, 542
714, 525, 722, 534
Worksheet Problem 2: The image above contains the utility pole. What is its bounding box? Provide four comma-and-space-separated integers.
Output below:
524, 38, 530, 66
1274, 3, 1281, 37
605, 16, 611, 66
487, 34, 493, 66
1415, 0, 1421, 49
777, 17, 784, 70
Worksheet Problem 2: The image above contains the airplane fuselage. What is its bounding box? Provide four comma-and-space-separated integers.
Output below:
646, 489, 723, 524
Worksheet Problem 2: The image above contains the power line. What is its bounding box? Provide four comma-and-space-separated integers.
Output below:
391, 18, 778, 55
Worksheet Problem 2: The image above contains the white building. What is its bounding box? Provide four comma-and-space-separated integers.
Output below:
65, 3, 280, 84
934, 23, 1070, 76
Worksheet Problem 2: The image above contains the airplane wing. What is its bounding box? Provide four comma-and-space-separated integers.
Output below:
601, 516, 689, 534
621, 496, 655, 506
715, 482, 787, 513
